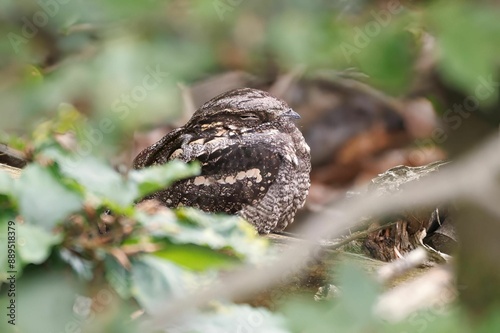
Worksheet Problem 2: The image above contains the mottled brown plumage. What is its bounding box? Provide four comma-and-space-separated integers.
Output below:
133, 88, 311, 233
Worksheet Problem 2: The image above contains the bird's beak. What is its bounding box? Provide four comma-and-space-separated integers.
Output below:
282, 108, 301, 120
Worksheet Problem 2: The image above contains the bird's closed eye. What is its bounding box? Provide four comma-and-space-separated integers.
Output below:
239, 113, 259, 120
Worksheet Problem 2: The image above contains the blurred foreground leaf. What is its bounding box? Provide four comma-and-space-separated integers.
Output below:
131, 255, 189, 314
0, 268, 83, 333
128, 160, 200, 199
15, 164, 83, 229
159, 303, 289, 333
153, 243, 240, 271
17, 223, 62, 265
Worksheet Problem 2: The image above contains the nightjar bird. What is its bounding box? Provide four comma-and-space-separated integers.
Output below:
133, 88, 311, 234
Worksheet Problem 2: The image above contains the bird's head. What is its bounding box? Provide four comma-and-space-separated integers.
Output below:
186, 88, 300, 130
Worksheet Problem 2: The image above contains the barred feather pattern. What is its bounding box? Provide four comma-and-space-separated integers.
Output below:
133, 88, 311, 234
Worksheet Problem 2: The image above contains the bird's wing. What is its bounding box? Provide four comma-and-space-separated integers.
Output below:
147, 142, 283, 214
132, 128, 184, 169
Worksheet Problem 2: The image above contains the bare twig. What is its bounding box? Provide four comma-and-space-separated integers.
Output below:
377, 247, 428, 283
375, 264, 455, 322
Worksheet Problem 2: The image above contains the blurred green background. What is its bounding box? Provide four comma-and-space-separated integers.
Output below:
1, 0, 500, 332
2, 0, 498, 146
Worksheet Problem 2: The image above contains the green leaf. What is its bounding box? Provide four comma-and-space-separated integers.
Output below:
131, 255, 188, 314
153, 244, 240, 271
430, 3, 500, 100
174, 209, 268, 262
281, 296, 334, 333
59, 248, 95, 281
0, 172, 15, 220
17, 224, 62, 265
43, 148, 199, 209
128, 160, 200, 198
334, 262, 381, 327
0, 171, 14, 196
15, 164, 83, 229
282, 262, 382, 332
105, 255, 132, 299
355, 25, 414, 95
32, 104, 85, 146
56, 153, 138, 207
166, 304, 289, 333
134, 208, 181, 237
134, 207, 268, 263
0, 267, 83, 333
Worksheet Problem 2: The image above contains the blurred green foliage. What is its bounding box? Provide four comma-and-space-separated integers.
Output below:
0, 110, 269, 332
1, 0, 500, 332
1, 1, 498, 140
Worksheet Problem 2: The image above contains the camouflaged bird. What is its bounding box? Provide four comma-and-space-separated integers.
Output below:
133, 88, 311, 234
